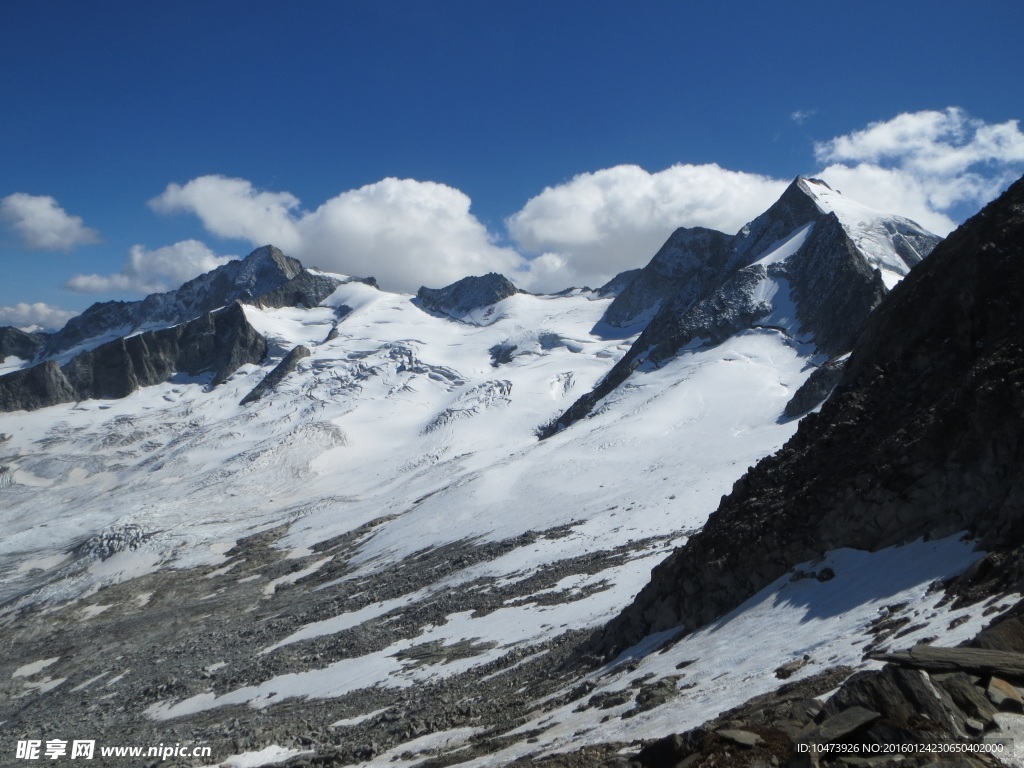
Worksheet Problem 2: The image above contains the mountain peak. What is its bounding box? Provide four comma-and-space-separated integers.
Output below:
416, 273, 519, 321
240, 244, 303, 281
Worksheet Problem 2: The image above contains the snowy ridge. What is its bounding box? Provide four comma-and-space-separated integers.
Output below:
798, 177, 941, 287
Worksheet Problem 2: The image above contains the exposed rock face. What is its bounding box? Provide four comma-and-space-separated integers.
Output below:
595, 268, 642, 298
596, 175, 1024, 656
252, 270, 346, 310
601, 228, 734, 327
0, 302, 268, 412
240, 345, 311, 405
41, 245, 301, 357
542, 178, 939, 437
783, 356, 847, 418
416, 273, 519, 319
0, 326, 45, 361
0, 361, 77, 412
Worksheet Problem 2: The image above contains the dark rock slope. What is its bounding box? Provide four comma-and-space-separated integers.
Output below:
40, 245, 332, 358
0, 302, 267, 412
416, 273, 519, 319
0, 326, 44, 361
597, 175, 1024, 656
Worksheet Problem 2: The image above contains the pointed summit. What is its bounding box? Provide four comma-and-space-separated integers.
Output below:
544, 179, 944, 436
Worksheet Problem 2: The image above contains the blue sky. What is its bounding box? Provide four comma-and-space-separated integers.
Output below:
2, 1, 1023, 329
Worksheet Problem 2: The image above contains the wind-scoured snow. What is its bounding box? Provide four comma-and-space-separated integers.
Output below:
799, 177, 938, 287
467, 536, 1003, 766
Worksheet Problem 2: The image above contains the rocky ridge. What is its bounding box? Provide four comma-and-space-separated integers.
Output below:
0, 246, 352, 412
0, 301, 268, 412
416, 273, 520, 322
597, 174, 1024, 656
37, 245, 307, 358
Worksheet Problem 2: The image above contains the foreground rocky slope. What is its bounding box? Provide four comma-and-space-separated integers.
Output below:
599, 174, 1024, 655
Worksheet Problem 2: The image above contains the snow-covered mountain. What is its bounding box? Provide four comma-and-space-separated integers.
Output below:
5, 177, 1022, 768
546, 177, 942, 436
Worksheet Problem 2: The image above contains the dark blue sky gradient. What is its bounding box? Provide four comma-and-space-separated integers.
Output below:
1, 1, 1022, 311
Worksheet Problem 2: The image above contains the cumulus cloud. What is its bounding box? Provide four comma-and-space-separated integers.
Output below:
0, 302, 77, 331
150, 177, 302, 252
143, 110, 1024, 297
0, 193, 101, 251
65, 240, 233, 294
815, 108, 1024, 233
150, 175, 524, 294
506, 164, 787, 291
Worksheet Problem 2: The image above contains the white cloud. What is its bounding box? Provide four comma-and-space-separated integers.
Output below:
150, 176, 302, 252
0, 302, 77, 332
814, 108, 1024, 233
506, 164, 787, 291
0, 193, 101, 251
142, 110, 1024, 297
814, 163, 957, 235
150, 175, 524, 294
65, 240, 233, 294
791, 109, 816, 125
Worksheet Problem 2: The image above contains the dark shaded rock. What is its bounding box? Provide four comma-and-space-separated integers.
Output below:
784, 357, 847, 418
933, 672, 998, 724
800, 706, 880, 744
596, 268, 642, 298
0, 326, 46, 362
253, 270, 344, 310
416, 274, 519, 319
0, 360, 76, 411
241, 345, 312, 405
489, 342, 518, 367
42, 245, 299, 357
594, 175, 1024, 655
0, 302, 267, 412
869, 646, 1024, 678
602, 228, 735, 328
825, 665, 969, 739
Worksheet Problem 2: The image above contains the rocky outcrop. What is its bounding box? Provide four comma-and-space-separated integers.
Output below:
784, 213, 888, 356
783, 356, 847, 418
601, 228, 734, 327
0, 361, 77, 412
0, 326, 45, 362
596, 175, 1024, 656
252, 270, 345, 310
613, 612, 1024, 767
41, 245, 301, 357
0, 302, 268, 412
596, 268, 642, 298
416, 273, 519, 320
240, 345, 311, 405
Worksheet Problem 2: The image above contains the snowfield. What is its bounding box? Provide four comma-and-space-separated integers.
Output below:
3, 182, 996, 766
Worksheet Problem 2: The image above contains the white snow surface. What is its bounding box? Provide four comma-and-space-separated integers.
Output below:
0, 258, 991, 763
800, 177, 931, 286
